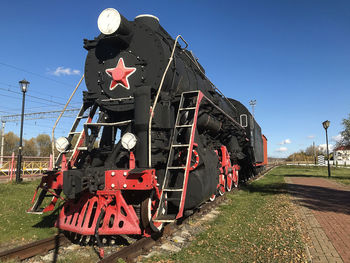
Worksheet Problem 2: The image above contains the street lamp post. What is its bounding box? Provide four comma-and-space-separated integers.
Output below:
15, 79, 29, 183
249, 99, 256, 118
322, 120, 331, 178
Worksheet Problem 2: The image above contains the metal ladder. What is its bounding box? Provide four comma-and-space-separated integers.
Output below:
28, 104, 100, 214
154, 91, 201, 222
56, 104, 99, 167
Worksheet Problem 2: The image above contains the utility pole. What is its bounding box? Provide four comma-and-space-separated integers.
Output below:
313, 141, 316, 165
249, 99, 256, 118
0, 122, 4, 168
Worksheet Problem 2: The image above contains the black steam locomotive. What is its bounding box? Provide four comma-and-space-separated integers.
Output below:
29, 8, 267, 239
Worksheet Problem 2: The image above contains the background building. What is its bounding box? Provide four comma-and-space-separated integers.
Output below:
333, 146, 350, 165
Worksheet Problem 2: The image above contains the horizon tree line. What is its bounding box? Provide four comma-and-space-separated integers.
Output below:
1, 132, 52, 157
287, 114, 350, 161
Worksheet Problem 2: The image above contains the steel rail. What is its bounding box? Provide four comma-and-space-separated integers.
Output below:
0, 233, 70, 261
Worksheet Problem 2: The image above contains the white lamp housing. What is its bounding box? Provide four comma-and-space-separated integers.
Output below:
97, 8, 121, 35
56, 137, 70, 152
121, 132, 137, 151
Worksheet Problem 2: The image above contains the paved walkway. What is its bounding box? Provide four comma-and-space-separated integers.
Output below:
285, 177, 350, 263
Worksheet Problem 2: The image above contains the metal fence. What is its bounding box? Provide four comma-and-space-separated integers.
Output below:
285, 160, 350, 168
0, 154, 51, 178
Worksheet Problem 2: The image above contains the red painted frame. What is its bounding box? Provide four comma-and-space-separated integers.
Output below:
57, 190, 142, 235
104, 169, 156, 191
57, 165, 158, 236
28, 155, 67, 213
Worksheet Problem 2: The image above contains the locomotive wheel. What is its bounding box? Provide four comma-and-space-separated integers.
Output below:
233, 170, 239, 188
218, 174, 225, 196
141, 192, 163, 232
178, 148, 199, 171
189, 149, 199, 171
209, 194, 216, 202
226, 173, 233, 192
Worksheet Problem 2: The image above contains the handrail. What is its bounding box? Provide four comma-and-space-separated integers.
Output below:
51, 75, 85, 168
201, 93, 243, 129
148, 35, 187, 168
84, 120, 132, 127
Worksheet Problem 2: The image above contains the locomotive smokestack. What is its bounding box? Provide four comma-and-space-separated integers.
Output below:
134, 14, 160, 30
97, 8, 131, 35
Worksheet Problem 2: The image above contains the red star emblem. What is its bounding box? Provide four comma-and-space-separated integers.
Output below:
105, 58, 136, 90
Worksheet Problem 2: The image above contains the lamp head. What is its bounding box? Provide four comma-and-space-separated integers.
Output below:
19, 79, 30, 93
322, 120, 330, 130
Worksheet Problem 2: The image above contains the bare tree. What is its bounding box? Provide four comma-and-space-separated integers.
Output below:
23, 138, 38, 156
36, 134, 52, 157
339, 114, 350, 147
4, 132, 19, 156
305, 144, 319, 156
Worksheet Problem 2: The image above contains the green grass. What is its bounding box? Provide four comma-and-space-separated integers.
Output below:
282, 165, 350, 185
2, 166, 346, 260
0, 179, 59, 248
144, 168, 308, 263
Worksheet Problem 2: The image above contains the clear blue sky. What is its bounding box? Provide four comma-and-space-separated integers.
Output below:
0, 0, 349, 158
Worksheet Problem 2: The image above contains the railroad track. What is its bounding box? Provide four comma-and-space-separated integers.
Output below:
0, 234, 70, 262
0, 165, 277, 262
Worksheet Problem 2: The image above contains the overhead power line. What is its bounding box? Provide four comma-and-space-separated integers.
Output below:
0, 103, 81, 115
0, 91, 66, 109
1, 108, 80, 123
0, 61, 74, 88
0, 83, 80, 106
0, 87, 66, 107
0, 81, 82, 103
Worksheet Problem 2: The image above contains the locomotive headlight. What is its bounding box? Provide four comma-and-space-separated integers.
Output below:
121, 132, 137, 151
55, 137, 70, 153
97, 8, 121, 35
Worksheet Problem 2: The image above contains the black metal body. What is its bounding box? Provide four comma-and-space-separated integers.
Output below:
63, 13, 266, 211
